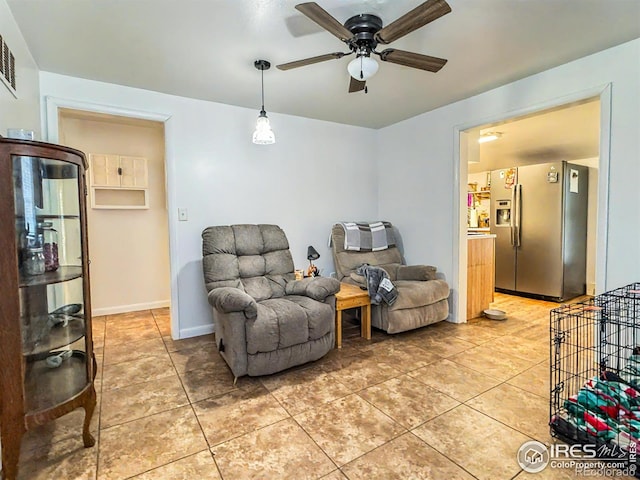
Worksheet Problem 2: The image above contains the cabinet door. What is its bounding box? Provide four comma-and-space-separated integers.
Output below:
12, 155, 89, 413
467, 237, 495, 319
120, 156, 148, 188
90, 154, 120, 187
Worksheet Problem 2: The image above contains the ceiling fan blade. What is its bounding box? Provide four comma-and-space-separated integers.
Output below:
277, 52, 347, 70
379, 48, 447, 72
295, 2, 354, 42
375, 0, 451, 44
348, 77, 366, 93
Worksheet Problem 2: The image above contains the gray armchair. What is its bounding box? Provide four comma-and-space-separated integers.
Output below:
202, 224, 339, 378
331, 223, 450, 334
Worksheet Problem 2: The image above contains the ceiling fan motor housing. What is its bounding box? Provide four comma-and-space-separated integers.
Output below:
344, 14, 383, 53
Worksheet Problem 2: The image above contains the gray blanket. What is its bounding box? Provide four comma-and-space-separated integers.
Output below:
356, 264, 398, 306
338, 221, 395, 252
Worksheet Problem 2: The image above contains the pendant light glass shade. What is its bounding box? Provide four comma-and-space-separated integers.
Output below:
253, 110, 275, 145
347, 55, 379, 81
253, 59, 275, 145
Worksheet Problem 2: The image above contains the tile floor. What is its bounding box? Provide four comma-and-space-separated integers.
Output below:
16, 294, 596, 479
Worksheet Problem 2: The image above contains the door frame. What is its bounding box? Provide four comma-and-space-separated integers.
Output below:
43, 96, 179, 338
452, 84, 611, 323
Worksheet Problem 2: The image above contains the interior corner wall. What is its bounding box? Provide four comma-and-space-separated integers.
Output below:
377, 38, 640, 320
0, 0, 40, 137
39, 72, 378, 338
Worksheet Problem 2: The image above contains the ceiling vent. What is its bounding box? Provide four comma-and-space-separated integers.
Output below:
0, 34, 17, 98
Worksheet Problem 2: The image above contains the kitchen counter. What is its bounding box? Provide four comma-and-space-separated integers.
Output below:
467, 233, 496, 239
467, 235, 495, 319
468, 227, 491, 234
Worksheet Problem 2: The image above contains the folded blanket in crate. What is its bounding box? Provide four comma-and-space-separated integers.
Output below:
559, 375, 640, 451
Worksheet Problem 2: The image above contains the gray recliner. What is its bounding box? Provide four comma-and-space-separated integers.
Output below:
202, 224, 340, 378
331, 223, 450, 334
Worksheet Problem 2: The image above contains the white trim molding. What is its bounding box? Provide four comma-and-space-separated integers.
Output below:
44, 96, 171, 142
42, 96, 183, 339
93, 300, 170, 317
178, 324, 215, 340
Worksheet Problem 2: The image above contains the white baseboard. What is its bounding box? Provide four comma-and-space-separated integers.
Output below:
92, 300, 170, 316
587, 282, 596, 296
178, 323, 214, 340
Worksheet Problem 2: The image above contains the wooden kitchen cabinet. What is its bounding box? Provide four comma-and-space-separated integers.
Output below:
467, 235, 495, 319
0, 138, 96, 480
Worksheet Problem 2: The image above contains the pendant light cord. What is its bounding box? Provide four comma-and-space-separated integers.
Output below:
261, 67, 265, 113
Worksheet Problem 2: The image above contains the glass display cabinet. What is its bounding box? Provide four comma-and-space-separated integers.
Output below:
0, 138, 95, 480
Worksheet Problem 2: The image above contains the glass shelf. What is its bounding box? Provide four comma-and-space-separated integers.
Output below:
23, 351, 88, 413
14, 214, 80, 219
19, 266, 83, 288
37, 214, 80, 219
22, 316, 85, 357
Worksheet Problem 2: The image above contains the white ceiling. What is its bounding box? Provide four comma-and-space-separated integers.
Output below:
468, 98, 601, 171
8, 0, 640, 129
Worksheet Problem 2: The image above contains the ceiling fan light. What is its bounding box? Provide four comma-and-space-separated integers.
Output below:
478, 132, 502, 144
253, 111, 275, 145
347, 56, 379, 81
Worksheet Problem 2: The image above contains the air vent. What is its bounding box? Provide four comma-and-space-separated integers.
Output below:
0, 34, 17, 98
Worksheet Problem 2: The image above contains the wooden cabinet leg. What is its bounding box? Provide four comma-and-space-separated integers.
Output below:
82, 384, 97, 448
1, 418, 25, 480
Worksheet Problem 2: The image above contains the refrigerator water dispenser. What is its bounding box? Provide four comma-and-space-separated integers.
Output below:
495, 199, 511, 226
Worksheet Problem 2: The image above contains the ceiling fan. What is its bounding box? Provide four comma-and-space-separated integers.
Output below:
277, 0, 451, 93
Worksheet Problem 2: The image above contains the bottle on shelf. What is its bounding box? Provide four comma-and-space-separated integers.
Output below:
469, 208, 479, 228
39, 221, 59, 272
24, 234, 45, 276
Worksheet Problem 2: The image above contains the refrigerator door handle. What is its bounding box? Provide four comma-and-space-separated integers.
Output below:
514, 184, 522, 247
510, 185, 516, 246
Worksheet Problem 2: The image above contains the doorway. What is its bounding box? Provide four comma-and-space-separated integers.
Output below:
57, 109, 171, 318
455, 86, 611, 322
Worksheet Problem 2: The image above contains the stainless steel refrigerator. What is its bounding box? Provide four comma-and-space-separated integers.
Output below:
490, 161, 588, 301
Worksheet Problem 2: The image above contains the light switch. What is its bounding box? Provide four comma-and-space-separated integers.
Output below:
178, 208, 188, 221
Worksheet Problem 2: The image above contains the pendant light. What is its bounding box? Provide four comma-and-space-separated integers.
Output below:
252, 59, 275, 145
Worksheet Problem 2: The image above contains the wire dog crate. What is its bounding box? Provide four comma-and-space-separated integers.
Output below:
550, 283, 640, 465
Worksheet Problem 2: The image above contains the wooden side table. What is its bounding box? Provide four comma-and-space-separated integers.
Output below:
334, 282, 371, 348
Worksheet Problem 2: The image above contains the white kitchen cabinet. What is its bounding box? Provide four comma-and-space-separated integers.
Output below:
89, 154, 148, 209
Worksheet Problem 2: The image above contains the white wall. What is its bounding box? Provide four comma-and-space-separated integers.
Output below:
572, 157, 600, 295
39, 72, 378, 337
0, 0, 40, 136
378, 39, 640, 320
